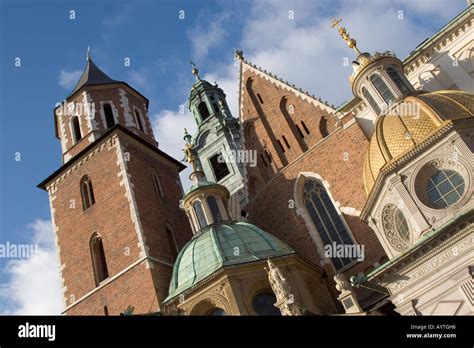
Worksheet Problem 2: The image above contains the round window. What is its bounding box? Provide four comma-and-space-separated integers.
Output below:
381, 204, 410, 251
426, 169, 465, 209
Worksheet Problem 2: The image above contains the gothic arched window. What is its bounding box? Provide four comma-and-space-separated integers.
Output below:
90, 233, 109, 286
103, 103, 115, 128
80, 176, 95, 210
362, 87, 381, 114
72, 116, 82, 143
319, 117, 329, 138
151, 169, 164, 198
303, 179, 356, 270
198, 102, 210, 121
387, 67, 410, 94
135, 109, 144, 132
370, 74, 395, 103
207, 196, 223, 223
193, 201, 207, 229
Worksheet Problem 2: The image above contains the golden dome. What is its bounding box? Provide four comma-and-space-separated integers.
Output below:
363, 90, 474, 195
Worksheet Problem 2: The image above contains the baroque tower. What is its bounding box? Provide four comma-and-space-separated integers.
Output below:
38, 53, 192, 315
187, 63, 246, 220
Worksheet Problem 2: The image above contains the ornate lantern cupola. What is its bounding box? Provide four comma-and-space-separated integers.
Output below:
182, 129, 232, 234
188, 62, 236, 128
331, 18, 415, 116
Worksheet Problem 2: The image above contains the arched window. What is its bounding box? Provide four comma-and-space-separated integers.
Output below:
370, 74, 395, 103
362, 87, 381, 114
209, 153, 230, 181
80, 176, 95, 210
387, 67, 410, 94
151, 169, 164, 198
319, 117, 329, 138
135, 109, 144, 132
193, 201, 207, 229
90, 234, 109, 285
166, 225, 179, 261
103, 103, 115, 128
282, 136, 290, 149
303, 179, 356, 270
207, 308, 226, 316
207, 196, 223, 223
198, 102, 210, 121
104, 306, 109, 316
252, 292, 281, 316
72, 116, 82, 143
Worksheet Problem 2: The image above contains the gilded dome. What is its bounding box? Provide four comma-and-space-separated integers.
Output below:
164, 221, 294, 302
363, 90, 474, 195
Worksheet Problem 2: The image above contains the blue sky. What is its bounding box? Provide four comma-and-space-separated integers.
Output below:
0, 0, 468, 314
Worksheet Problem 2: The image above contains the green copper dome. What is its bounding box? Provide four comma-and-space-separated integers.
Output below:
165, 221, 294, 302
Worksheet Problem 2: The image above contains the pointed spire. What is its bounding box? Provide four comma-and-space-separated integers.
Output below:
68, 53, 118, 98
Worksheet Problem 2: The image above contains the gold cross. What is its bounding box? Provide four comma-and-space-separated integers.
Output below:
331, 18, 342, 29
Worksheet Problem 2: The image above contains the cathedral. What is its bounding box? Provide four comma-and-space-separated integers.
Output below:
38, 3, 473, 316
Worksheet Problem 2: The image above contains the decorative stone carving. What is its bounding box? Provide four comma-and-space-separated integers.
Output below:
333, 273, 365, 314
265, 259, 302, 316
381, 204, 410, 252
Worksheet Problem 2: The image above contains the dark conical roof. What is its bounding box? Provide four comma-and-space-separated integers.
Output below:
68, 58, 118, 98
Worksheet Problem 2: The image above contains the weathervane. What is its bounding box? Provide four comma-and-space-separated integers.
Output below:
331, 18, 361, 55
189, 61, 200, 80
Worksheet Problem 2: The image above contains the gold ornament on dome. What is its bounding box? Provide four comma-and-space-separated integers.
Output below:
331, 18, 361, 55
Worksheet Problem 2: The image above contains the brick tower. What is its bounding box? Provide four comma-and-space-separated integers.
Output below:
38, 53, 192, 315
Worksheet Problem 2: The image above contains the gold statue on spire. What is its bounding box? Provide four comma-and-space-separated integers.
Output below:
331, 18, 361, 55
183, 128, 199, 171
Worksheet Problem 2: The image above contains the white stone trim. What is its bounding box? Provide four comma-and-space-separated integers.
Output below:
115, 138, 147, 260
118, 89, 135, 128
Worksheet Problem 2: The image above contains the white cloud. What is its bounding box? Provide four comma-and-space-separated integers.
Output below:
151, 109, 197, 190
128, 70, 149, 91
188, 12, 230, 60
185, 0, 466, 108
58, 70, 82, 90
0, 219, 63, 315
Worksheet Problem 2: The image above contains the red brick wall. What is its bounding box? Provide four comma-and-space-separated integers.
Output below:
49, 129, 191, 315
240, 68, 386, 284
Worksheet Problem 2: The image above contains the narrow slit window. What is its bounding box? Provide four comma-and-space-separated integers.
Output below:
72, 116, 82, 143
103, 104, 115, 128
90, 234, 109, 285
277, 140, 285, 153
257, 93, 264, 104
301, 121, 310, 134
135, 109, 144, 132
81, 176, 95, 210
282, 136, 290, 149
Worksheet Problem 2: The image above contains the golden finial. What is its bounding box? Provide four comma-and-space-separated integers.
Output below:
189, 61, 200, 80
331, 18, 361, 55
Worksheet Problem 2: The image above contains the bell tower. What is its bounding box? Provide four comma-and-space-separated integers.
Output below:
187, 62, 246, 220
39, 52, 192, 315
